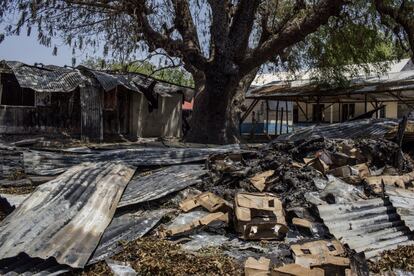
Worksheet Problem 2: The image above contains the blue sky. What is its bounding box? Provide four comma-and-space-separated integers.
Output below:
0, 33, 91, 66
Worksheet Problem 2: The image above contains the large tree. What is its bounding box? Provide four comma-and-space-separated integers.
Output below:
0, 0, 412, 144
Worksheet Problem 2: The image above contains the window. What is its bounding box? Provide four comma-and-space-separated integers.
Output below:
312, 104, 325, 122
342, 103, 355, 121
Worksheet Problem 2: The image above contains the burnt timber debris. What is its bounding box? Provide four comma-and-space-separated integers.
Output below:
1, 119, 414, 275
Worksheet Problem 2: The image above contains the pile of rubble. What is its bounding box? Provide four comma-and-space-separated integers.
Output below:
1, 129, 414, 275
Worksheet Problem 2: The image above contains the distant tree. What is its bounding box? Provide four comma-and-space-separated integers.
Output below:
0, 0, 412, 144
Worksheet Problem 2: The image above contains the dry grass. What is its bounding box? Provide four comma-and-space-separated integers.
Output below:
78, 237, 241, 276
0, 186, 36, 194
369, 245, 414, 273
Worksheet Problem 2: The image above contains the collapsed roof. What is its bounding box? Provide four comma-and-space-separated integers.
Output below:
0, 61, 195, 101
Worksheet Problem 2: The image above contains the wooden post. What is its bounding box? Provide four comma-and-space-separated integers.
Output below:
275, 100, 279, 135
364, 94, 368, 113
339, 102, 342, 123
285, 101, 289, 133
266, 100, 269, 134
280, 107, 284, 135
316, 97, 321, 123
305, 103, 308, 122
330, 104, 333, 124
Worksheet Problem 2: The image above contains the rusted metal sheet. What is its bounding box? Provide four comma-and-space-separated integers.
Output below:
23, 145, 240, 176
317, 198, 414, 259
0, 162, 136, 268
118, 165, 206, 208
88, 209, 169, 264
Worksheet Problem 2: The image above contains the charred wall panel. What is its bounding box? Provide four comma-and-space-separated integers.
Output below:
117, 89, 130, 135
0, 105, 37, 134
103, 89, 119, 135
80, 85, 103, 141
36, 90, 81, 133
0, 73, 35, 106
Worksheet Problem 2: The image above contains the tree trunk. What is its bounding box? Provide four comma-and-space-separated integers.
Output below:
186, 73, 239, 144
186, 69, 258, 145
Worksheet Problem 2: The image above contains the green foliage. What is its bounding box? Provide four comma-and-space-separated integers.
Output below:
81, 58, 194, 88
271, 1, 410, 88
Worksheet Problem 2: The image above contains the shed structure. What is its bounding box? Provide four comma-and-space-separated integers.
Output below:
243, 59, 414, 137
0, 61, 194, 141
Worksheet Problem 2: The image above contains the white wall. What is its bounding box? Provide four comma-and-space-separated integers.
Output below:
130, 93, 183, 138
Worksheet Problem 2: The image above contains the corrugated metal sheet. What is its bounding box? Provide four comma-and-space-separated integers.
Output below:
247, 69, 414, 102
1, 61, 195, 100
23, 145, 240, 176
0, 162, 135, 268
317, 198, 414, 259
0, 255, 69, 276
78, 66, 140, 93
277, 118, 405, 142
0, 193, 29, 209
386, 187, 414, 232
4, 61, 85, 93
88, 209, 169, 264
118, 165, 206, 208
0, 149, 24, 179
80, 85, 103, 141
131, 74, 195, 101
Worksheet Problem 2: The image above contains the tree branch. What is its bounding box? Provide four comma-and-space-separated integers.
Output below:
241, 0, 349, 74
374, 0, 414, 60
227, 0, 261, 62
207, 0, 230, 57
172, 0, 201, 50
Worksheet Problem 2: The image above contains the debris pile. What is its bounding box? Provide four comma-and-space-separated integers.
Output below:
1, 123, 414, 275
369, 245, 414, 273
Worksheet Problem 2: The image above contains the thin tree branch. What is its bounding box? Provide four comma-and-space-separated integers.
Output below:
241, 0, 349, 74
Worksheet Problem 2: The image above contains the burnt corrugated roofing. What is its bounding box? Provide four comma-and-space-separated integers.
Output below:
0, 254, 69, 276
77, 66, 141, 93
277, 118, 411, 142
118, 164, 206, 208
0, 162, 135, 268
4, 61, 86, 93
88, 209, 169, 264
317, 198, 414, 259
386, 187, 414, 232
247, 69, 414, 102
1, 60, 195, 100
23, 145, 240, 176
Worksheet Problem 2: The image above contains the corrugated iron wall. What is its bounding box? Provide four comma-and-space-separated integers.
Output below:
80, 85, 103, 141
